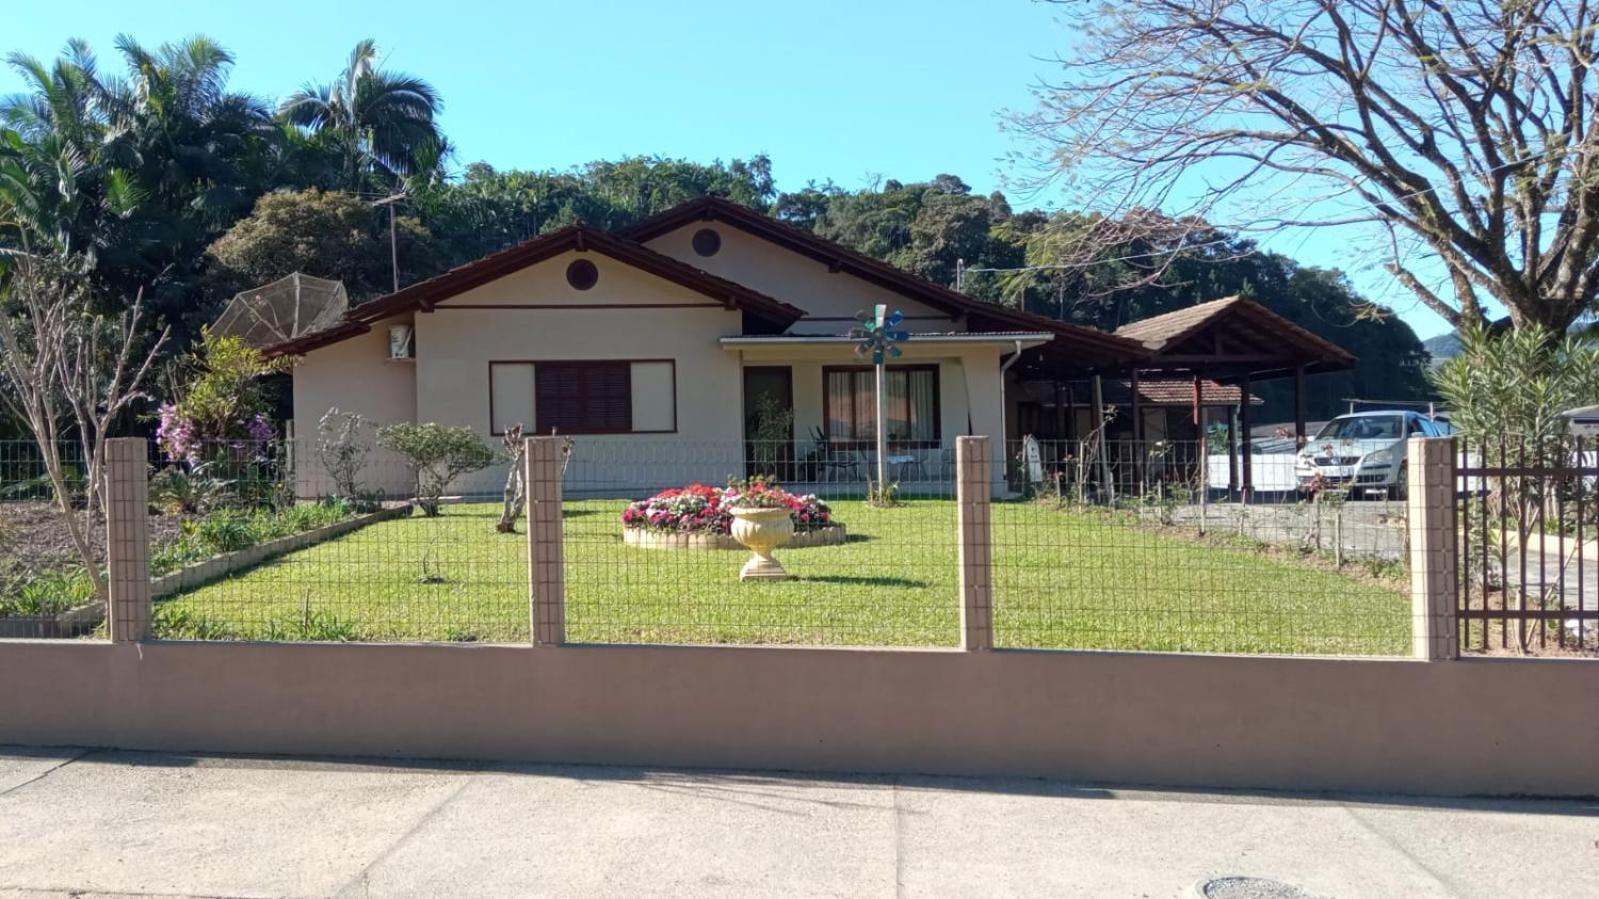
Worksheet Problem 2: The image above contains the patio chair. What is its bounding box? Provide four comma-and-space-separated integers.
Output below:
810, 427, 864, 482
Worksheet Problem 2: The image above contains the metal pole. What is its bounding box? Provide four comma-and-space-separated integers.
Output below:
875, 361, 888, 492
389, 203, 399, 293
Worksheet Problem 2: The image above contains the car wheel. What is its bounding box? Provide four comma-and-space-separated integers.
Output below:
1389, 464, 1408, 502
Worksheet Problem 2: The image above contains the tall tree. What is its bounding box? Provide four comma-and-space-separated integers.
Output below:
1015, 0, 1599, 335
412, 155, 778, 269
3, 37, 274, 331
279, 40, 446, 191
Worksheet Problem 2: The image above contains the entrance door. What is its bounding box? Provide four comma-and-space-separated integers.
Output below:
743, 366, 794, 479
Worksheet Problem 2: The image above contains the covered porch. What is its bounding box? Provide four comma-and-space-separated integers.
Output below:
1005, 297, 1358, 501
722, 331, 1057, 489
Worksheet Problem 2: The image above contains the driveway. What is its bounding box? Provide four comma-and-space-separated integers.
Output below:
2, 747, 1596, 897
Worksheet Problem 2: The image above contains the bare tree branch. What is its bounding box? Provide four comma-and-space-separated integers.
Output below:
1013, 0, 1599, 333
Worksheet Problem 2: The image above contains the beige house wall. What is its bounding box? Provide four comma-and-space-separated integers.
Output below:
291, 316, 417, 497
644, 225, 958, 330
290, 242, 1021, 496
409, 251, 749, 495
1, 640, 1594, 797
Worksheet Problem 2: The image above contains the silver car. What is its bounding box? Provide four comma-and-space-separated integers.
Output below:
1295, 411, 1453, 499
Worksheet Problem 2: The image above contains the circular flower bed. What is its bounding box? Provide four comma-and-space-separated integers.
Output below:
621, 481, 846, 550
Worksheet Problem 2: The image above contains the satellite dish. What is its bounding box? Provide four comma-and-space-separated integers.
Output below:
210, 273, 350, 350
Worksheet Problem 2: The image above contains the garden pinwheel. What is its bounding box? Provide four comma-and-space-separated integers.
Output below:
851, 305, 910, 364
849, 305, 912, 495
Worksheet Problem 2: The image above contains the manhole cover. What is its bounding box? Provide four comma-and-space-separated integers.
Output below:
1196, 876, 1323, 899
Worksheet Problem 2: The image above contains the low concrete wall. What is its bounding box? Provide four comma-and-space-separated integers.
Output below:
0, 640, 1594, 797
149, 505, 412, 598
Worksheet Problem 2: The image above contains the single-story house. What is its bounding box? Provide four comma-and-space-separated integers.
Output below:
269, 197, 1352, 497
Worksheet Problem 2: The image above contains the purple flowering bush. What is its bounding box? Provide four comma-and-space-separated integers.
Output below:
156, 331, 282, 466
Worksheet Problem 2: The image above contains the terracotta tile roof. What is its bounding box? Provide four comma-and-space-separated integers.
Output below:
1135, 379, 1254, 406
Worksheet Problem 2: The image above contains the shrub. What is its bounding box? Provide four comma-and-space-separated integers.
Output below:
376, 423, 497, 516
196, 510, 256, 554
149, 463, 231, 515
157, 330, 283, 464
1431, 324, 1599, 444
150, 536, 208, 577
316, 407, 372, 499
3, 569, 96, 617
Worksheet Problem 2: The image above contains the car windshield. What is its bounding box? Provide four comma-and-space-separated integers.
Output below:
1315, 416, 1403, 441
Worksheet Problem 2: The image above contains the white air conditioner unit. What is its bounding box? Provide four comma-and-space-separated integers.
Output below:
388, 324, 415, 360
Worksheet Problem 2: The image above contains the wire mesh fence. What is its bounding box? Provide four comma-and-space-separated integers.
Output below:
1456, 434, 1598, 656
0, 440, 106, 638
0, 429, 1461, 656
561, 439, 959, 646
989, 439, 1412, 655
141, 436, 528, 642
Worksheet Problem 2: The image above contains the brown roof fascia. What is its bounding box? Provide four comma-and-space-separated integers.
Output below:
265, 320, 371, 357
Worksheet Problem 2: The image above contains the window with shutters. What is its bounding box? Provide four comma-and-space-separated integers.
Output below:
490, 360, 675, 435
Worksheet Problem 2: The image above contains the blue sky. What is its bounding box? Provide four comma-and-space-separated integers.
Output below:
3, 0, 1451, 339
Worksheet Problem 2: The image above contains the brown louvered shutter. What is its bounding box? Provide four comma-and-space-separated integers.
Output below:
583, 362, 632, 432
535, 362, 632, 433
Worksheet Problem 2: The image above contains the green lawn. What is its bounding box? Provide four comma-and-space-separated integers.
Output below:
152, 499, 1409, 654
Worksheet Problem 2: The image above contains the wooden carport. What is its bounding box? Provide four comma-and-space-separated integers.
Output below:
1113, 296, 1356, 498
1006, 295, 1356, 500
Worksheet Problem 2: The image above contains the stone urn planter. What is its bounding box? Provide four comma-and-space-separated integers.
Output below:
729, 506, 796, 580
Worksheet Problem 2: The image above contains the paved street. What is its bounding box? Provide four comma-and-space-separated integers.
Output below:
1, 747, 1596, 898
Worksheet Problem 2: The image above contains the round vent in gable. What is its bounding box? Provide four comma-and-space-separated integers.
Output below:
691, 227, 722, 257
566, 259, 599, 290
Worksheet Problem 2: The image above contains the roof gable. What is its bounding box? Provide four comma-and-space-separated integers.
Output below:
265, 225, 803, 356
623, 197, 1147, 367
1116, 296, 1356, 376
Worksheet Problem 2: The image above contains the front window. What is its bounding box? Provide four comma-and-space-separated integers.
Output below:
1314, 415, 1403, 441
490, 360, 676, 435
824, 365, 939, 445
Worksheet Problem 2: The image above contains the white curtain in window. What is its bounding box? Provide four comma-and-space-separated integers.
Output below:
905, 368, 936, 442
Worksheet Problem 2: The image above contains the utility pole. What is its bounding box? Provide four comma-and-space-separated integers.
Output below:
373, 192, 407, 294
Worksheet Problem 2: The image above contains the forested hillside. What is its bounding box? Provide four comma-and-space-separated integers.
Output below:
1, 36, 1431, 434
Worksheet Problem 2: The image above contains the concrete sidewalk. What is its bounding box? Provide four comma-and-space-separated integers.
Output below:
1, 747, 1595, 898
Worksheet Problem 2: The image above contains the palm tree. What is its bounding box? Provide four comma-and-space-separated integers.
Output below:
279, 40, 446, 191
2, 36, 274, 323
0, 42, 124, 256
100, 36, 274, 215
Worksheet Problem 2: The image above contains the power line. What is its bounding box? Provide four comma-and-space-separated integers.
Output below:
955, 236, 1238, 289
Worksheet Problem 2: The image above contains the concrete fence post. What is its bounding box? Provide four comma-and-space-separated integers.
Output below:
526, 436, 566, 647
105, 437, 151, 642
1407, 436, 1458, 660
956, 436, 994, 652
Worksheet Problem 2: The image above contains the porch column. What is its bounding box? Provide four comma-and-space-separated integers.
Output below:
1130, 369, 1143, 489
1294, 365, 1308, 448
1091, 374, 1112, 500
1226, 407, 1239, 497
1239, 373, 1253, 504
